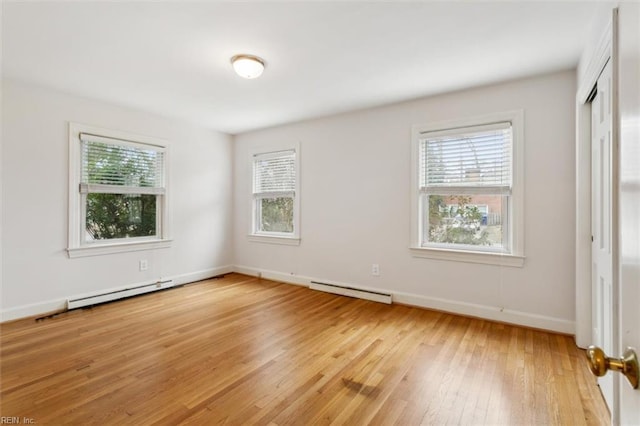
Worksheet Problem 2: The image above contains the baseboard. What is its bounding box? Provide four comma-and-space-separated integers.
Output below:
392, 291, 575, 335
0, 300, 68, 323
170, 265, 235, 286
233, 265, 389, 299
233, 265, 575, 335
233, 265, 309, 287
0, 265, 234, 323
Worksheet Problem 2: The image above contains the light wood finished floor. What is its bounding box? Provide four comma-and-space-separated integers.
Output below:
1, 273, 609, 425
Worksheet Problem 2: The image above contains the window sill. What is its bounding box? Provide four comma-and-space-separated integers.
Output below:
67, 239, 172, 258
248, 234, 301, 246
409, 246, 525, 267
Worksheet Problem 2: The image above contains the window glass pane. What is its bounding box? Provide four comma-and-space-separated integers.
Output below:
258, 197, 293, 233
253, 151, 295, 194
422, 194, 507, 250
82, 141, 163, 188
421, 125, 512, 188
86, 194, 157, 241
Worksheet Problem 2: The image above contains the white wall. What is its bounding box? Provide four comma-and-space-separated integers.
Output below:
234, 71, 577, 333
2, 72, 579, 332
1, 79, 234, 319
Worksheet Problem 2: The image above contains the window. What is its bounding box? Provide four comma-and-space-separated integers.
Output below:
250, 147, 300, 244
411, 111, 524, 266
68, 123, 171, 257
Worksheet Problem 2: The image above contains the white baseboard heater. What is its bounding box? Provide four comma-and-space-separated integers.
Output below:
309, 281, 392, 304
67, 279, 174, 309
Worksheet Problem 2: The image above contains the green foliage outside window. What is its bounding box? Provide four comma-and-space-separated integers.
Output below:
84, 142, 160, 241
86, 194, 156, 240
428, 195, 491, 246
259, 197, 293, 233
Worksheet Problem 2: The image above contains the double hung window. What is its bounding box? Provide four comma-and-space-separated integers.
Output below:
251, 148, 299, 242
68, 124, 170, 257
411, 111, 524, 266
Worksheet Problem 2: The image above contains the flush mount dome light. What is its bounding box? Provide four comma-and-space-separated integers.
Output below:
231, 54, 265, 79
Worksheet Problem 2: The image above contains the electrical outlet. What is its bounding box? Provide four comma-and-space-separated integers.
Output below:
139, 259, 148, 271
372, 263, 380, 276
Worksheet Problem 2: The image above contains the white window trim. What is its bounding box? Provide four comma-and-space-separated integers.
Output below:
248, 142, 301, 245
247, 234, 301, 246
410, 110, 525, 267
67, 122, 172, 258
409, 246, 525, 267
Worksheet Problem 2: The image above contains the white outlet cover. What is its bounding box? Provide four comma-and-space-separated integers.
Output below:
372, 264, 380, 276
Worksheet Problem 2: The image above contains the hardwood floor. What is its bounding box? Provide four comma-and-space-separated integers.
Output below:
1, 273, 609, 425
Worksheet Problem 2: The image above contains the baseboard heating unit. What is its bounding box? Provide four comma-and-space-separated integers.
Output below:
67, 280, 174, 309
309, 281, 392, 304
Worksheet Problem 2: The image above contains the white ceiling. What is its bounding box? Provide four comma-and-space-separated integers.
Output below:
2, 2, 604, 134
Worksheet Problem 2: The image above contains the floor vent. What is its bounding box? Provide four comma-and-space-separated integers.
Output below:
310, 281, 392, 304
67, 280, 174, 309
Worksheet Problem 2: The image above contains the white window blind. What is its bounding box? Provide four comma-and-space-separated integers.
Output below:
420, 122, 512, 194
80, 133, 165, 195
253, 150, 296, 195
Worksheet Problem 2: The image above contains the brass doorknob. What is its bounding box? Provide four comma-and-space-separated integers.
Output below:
586, 345, 639, 389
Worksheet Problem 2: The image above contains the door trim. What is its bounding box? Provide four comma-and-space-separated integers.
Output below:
575, 17, 612, 349
575, 7, 621, 424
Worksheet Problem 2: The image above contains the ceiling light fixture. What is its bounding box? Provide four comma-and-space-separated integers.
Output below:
231, 54, 265, 79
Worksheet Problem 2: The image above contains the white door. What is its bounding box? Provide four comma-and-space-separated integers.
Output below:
617, 3, 640, 424
584, 7, 639, 423
588, 6, 640, 423
591, 59, 615, 410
